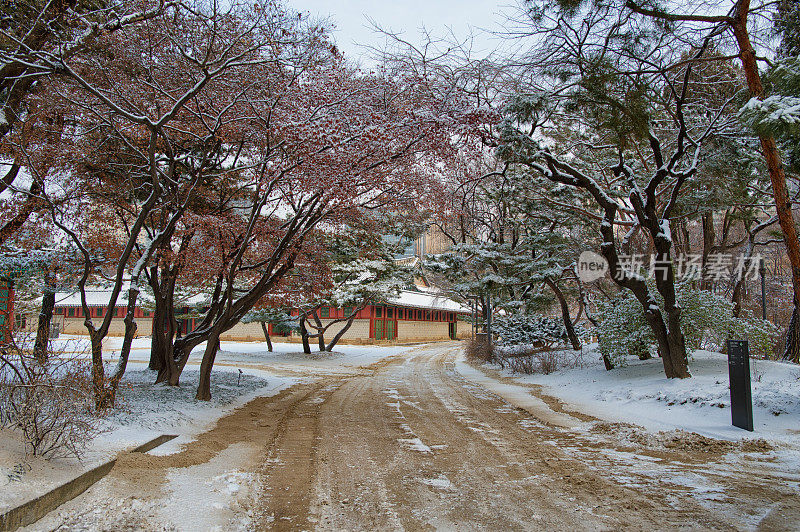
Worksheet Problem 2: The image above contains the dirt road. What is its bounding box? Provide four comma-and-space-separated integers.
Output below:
34, 343, 800, 531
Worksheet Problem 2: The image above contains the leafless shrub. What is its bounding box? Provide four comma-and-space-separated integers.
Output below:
495, 347, 578, 375
0, 337, 105, 458
465, 336, 495, 363
536, 351, 563, 375
505, 356, 535, 374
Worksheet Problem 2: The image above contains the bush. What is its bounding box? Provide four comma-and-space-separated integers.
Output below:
0, 337, 105, 458
504, 355, 535, 374
494, 313, 588, 348
536, 350, 562, 375
597, 284, 780, 366
494, 346, 577, 375
465, 336, 495, 363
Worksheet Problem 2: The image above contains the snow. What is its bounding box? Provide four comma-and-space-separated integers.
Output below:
53, 288, 207, 307
52, 287, 469, 312
1, 338, 416, 516
0, 364, 293, 514
483, 347, 800, 443
455, 359, 582, 429
420, 474, 455, 491
657, 220, 671, 242
383, 386, 436, 454
389, 289, 469, 312
49, 334, 412, 376
160, 444, 256, 531
398, 437, 433, 453
741, 95, 800, 132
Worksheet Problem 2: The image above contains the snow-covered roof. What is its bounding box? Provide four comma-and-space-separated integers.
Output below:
53, 288, 469, 313
55, 290, 116, 307
389, 290, 469, 313
54, 289, 206, 307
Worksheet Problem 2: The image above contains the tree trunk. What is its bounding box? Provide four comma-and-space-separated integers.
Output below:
261, 322, 273, 352
299, 318, 311, 354
196, 330, 221, 401
326, 316, 356, 352
784, 304, 800, 363
544, 277, 581, 350
602, 236, 690, 378
149, 320, 165, 371
731, 277, 745, 318
650, 255, 691, 378
160, 341, 181, 385
89, 331, 107, 410
33, 281, 55, 362
100, 289, 140, 408
312, 310, 326, 352
700, 213, 716, 291
152, 266, 181, 383
148, 266, 163, 371
162, 334, 202, 387
732, 6, 800, 338
640, 301, 690, 378
579, 284, 599, 327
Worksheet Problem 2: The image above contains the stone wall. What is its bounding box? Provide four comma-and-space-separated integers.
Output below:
52, 315, 153, 337
396, 320, 449, 341
456, 319, 472, 339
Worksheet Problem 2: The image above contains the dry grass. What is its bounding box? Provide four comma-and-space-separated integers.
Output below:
495, 346, 577, 375
465, 336, 495, 363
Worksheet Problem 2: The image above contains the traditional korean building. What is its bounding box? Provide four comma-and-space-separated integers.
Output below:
31, 286, 471, 344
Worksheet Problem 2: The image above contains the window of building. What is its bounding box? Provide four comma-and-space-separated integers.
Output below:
375, 306, 383, 318
425, 310, 431, 321
387, 307, 394, 319
344, 306, 354, 317
320, 307, 330, 318
68, 308, 74, 317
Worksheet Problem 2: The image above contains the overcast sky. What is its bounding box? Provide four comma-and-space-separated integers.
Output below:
287, 0, 509, 65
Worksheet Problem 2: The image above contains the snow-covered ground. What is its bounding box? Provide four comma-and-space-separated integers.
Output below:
50, 334, 414, 375
1, 337, 411, 516
483, 346, 800, 442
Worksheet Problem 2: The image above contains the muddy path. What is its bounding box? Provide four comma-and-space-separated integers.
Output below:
29, 343, 800, 531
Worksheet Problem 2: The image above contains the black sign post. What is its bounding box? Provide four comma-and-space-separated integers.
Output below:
727, 340, 754, 432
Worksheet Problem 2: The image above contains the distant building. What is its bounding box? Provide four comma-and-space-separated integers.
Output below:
394, 225, 454, 261
22, 286, 471, 344
411, 225, 453, 259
